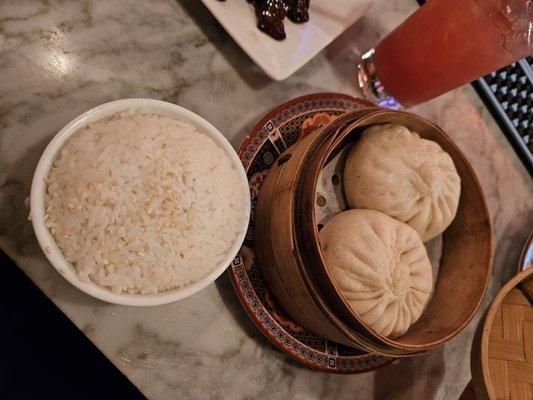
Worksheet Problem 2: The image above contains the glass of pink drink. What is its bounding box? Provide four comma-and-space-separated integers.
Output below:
358, 0, 533, 108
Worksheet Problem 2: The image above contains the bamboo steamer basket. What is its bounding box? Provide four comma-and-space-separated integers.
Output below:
255, 108, 493, 356
297, 110, 493, 352
471, 268, 533, 400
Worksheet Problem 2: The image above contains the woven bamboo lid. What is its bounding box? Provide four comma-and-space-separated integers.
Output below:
472, 268, 533, 400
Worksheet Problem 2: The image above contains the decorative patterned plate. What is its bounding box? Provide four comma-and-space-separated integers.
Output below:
229, 93, 393, 373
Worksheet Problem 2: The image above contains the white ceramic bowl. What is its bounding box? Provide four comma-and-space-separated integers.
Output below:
31, 99, 251, 306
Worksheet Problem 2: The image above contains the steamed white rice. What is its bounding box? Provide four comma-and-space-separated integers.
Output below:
45, 112, 248, 294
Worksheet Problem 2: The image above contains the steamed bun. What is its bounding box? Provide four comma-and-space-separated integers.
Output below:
319, 209, 432, 338
343, 124, 461, 242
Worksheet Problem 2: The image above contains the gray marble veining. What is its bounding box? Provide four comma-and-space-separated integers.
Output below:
0, 1, 531, 399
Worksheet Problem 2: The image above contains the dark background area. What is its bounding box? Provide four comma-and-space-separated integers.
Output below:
0, 251, 146, 400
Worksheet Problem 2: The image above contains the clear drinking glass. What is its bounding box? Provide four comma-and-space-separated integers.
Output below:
358, 0, 533, 108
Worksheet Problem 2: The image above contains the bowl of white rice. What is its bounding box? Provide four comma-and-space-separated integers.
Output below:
31, 99, 250, 306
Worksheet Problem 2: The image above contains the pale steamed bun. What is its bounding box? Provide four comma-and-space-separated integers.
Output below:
319, 209, 432, 338
343, 124, 461, 242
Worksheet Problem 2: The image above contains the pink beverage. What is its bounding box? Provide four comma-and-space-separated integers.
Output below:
358, 0, 533, 107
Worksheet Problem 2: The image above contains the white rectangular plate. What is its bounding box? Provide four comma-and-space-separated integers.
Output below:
200, 0, 374, 80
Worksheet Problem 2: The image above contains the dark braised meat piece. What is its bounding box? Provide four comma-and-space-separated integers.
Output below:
252, 0, 288, 41
287, 0, 310, 23
216, 0, 312, 41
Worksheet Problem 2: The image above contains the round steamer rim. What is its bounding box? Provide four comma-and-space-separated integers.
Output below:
295, 109, 494, 351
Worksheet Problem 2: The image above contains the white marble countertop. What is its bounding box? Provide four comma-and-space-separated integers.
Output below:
1, 1, 531, 399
